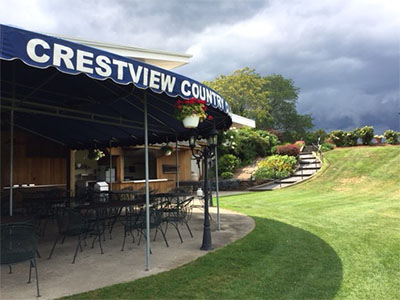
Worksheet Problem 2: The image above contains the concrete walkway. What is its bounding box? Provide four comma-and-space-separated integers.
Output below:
1, 204, 254, 300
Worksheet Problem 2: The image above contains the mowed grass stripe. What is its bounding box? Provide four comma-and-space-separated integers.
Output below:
65, 146, 400, 300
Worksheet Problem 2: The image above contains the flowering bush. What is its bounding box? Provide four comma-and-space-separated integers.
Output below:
384, 130, 399, 145
174, 97, 212, 122
329, 129, 359, 147
358, 126, 374, 145
253, 155, 297, 179
276, 144, 300, 157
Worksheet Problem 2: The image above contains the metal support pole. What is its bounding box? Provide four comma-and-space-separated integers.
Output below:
109, 140, 112, 191
215, 147, 220, 230
200, 147, 212, 251
175, 137, 179, 188
144, 93, 151, 271
9, 109, 14, 216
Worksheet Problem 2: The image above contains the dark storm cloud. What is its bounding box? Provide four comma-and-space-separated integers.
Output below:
1, 0, 399, 133
32, 0, 267, 52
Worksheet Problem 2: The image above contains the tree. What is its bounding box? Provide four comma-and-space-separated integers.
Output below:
204, 68, 313, 142
264, 74, 313, 140
203, 67, 273, 128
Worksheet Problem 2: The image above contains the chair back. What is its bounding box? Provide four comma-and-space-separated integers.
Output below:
1, 223, 37, 265
55, 208, 86, 236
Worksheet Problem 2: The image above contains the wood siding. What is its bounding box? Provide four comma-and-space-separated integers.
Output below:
1, 130, 68, 189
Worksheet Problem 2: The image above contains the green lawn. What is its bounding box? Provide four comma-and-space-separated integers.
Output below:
66, 146, 400, 300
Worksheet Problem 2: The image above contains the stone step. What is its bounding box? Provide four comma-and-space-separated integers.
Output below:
269, 183, 293, 190
300, 159, 319, 164
293, 169, 317, 176
299, 154, 315, 159
279, 177, 303, 183
299, 164, 321, 170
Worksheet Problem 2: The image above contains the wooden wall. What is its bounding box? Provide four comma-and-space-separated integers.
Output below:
1, 130, 68, 189
111, 147, 193, 192
156, 148, 192, 181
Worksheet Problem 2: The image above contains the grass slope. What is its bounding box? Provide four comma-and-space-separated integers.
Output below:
66, 146, 400, 300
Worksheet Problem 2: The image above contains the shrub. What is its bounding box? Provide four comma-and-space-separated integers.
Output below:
276, 144, 300, 157
345, 129, 359, 146
329, 129, 360, 147
329, 130, 347, 147
268, 129, 284, 143
219, 128, 279, 166
271, 145, 280, 155
304, 129, 328, 145
253, 155, 297, 179
384, 130, 399, 145
218, 154, 240, 174
221, 171, 234, 179
358, 126, 374, 145
320, 142, 335, 152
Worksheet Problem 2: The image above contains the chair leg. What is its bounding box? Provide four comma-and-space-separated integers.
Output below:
72, 234, 82, 264
130, 229, 136, 243
98, 233, 104, 254
175, 224, 184, 243
153, 228, 158, 241
41, 218, 48, 237
28, 260, 33, 283
33, 258, 40, 297
164, 221, 169, 234
48, 236, 59, 259
91, 235, 97, 248
159, 226, 169, 247
121, 227, 127, 251
185, 222, 193, 238
36, 249, 41, 258
137, 230, 143, 246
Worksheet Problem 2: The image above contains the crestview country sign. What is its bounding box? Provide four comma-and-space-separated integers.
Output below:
0, 25, 231, 115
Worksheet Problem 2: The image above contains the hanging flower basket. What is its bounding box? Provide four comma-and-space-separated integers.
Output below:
182, 114, 200, 128
160, 145, 173, 156
87, 149, 105, 160
175, 97, 213, 128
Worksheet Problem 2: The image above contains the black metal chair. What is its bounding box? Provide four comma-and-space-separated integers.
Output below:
1, 223, 40, 297
48, 208, 103, 264
120, 203, 143, 251
122, 196, 169, 251
162, 196, 194, 243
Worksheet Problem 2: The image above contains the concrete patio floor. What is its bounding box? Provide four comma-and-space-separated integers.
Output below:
1, 202, 254, 300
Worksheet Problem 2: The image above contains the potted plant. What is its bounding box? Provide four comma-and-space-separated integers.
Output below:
160, 145, 173, 156
175, 97, 213, 128
87, 149, 105, 160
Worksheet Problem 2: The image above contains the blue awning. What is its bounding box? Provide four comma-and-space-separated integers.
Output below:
0, 24, 232, 148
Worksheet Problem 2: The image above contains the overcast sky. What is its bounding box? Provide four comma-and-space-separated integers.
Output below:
1, 0, 399, 133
